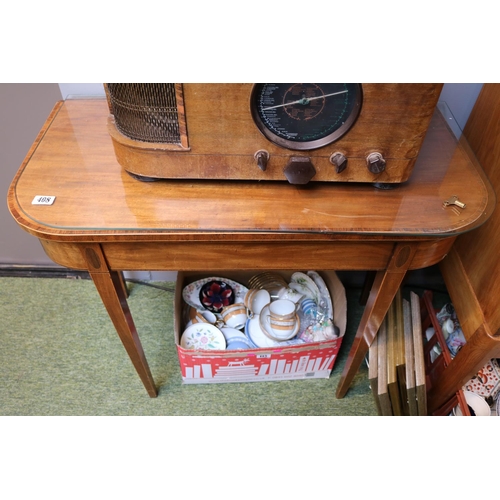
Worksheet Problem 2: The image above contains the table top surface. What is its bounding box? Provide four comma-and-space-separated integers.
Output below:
7, 98, 496, 242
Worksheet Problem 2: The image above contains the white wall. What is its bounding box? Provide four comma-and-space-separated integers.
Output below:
439, 83, 484, 130
58, 83, 105, 99
56, 84, 484, 129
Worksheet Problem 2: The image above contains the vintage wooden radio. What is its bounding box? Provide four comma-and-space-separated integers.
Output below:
105, 83, 443, 185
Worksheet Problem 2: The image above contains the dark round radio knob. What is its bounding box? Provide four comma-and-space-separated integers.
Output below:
366, 152, 386, 174
284, 156, 316, 185
254, 150, 269, 171
329, 152, 348, 173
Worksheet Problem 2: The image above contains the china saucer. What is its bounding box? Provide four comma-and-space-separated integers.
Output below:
245, 315, 278, 348
245, 316, 305, 348
180, 323, 226, 350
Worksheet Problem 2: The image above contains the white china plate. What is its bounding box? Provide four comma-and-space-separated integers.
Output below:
259, 304, 300, 341
289, 282, 316, 301
245, 316, 305, 348
180, 323, 226, 350
291, 272, 321, 303
454, 390, 491, 416
245, 315, 278, 348
182, 276, 248, 313
307, 271, 334, 320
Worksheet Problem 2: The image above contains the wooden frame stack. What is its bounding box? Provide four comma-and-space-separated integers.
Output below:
368, 290, 427, 416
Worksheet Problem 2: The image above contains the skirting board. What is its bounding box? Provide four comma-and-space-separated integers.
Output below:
0, 267, 444, 290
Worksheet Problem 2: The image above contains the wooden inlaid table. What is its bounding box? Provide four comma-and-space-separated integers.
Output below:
7, 99, 495, 400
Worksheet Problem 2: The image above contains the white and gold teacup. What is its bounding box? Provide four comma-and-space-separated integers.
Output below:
269, 299, 296, 321
244, 288, 270, 315
189, 307, 217, 325
221, 303, 247, 330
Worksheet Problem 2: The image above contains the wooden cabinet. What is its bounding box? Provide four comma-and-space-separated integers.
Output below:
428, 84, 500, 413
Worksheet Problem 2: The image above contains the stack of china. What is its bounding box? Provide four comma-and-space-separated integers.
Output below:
259, 299, 300, 341
243, 288, 303, 348
220, 303, 253, 349
181, 276, 254, 351
248, 272, 288, 299
245, 282, 298, 340
181, 303, 253, 351
249, 271, 339, 343
181, 271, 339, 351
246, 272, 303, 343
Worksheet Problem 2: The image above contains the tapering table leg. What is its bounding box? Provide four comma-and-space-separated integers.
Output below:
81, 244, 158, 397
116, 271, 130, 298
336, 244, 416, 399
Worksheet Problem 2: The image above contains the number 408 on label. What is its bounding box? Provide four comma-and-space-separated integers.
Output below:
32, 195, 56, 205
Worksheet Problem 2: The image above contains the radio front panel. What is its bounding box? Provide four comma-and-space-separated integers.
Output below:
105, 83, 443, 185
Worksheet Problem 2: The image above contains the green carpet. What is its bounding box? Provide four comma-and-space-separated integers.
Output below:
1, 276, 438, 416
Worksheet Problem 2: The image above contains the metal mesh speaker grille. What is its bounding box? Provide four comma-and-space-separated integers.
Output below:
106, 83, 181, 144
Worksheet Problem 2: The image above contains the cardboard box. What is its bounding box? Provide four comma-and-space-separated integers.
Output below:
174, 270, 346, 384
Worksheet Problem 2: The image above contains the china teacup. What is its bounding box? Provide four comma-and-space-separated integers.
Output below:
277, 287, 304, 304
269, 315, 299, 338
244, 289, 258, 311
192, 310, 217, 325
244, 288, 270, 315
269, 299, 296, 321
186, 311, 208, 328
189, 307, 200, 319
261, 311, 299, 340
189, 307, 217, 324
221, 303, 247, 329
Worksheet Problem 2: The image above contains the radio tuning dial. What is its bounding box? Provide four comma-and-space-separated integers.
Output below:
366, 152, 386, 174
250, 84, 362, 151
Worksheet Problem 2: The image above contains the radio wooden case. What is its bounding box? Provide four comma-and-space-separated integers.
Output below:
105, 83, 443, 184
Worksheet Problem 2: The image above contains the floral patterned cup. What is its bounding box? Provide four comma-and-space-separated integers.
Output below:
277, 287, 304, 303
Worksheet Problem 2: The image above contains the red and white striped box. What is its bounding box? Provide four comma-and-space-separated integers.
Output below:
174, 270, 346, 384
